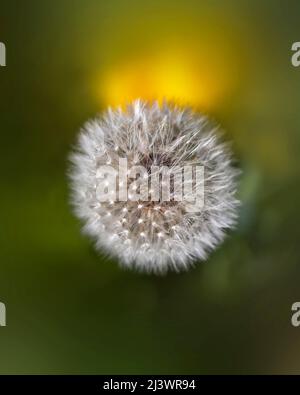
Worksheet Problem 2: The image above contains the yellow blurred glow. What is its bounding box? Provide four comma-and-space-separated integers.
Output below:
96, 47, 236, 111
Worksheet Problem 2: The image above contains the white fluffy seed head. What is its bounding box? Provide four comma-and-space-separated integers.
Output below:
69, 100, 240, 274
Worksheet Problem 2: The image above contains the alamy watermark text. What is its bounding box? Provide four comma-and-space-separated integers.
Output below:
291, 42, 300, 67
0, 302, 6, 326
0, 42, 6, 67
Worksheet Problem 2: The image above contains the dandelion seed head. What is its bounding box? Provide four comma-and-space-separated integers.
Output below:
69, 100, 240, 274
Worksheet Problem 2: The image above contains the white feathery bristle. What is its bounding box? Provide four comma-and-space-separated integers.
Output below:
69, 100, 240, 274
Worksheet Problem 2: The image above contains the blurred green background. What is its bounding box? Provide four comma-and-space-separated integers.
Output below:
1, 0, 300, 374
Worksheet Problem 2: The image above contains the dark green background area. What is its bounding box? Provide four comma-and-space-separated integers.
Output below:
1, 0, 300, 374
